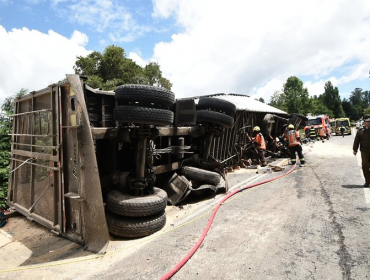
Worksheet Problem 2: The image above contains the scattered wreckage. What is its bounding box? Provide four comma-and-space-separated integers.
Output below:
6, 75, 306, 253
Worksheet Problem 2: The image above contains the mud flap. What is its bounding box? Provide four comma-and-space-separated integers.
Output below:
165, 173, 192, 205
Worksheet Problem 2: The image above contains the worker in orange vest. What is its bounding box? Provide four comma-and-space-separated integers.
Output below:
285, 124, 305, 166
252, 126, 267, 167
318, 125, 326, 143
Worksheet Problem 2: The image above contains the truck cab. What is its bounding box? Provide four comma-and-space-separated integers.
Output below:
304, 115, 332, 139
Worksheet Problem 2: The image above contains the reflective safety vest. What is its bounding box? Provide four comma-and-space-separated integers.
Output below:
318, 127, 326, 137
309, 127, 317, 138
286, 130, 300, 147
254, 133, 266, 150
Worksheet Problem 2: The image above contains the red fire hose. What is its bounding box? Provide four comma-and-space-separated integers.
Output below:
160, 163, 298, 280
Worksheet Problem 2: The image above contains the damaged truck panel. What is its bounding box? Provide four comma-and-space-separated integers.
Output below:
8, 75, 109, 253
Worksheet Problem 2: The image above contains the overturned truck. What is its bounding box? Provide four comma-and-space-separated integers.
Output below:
7, 74, 304, 253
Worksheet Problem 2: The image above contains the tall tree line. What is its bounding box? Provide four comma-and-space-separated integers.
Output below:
74, 45, 172, 90
269, 76, 370, 120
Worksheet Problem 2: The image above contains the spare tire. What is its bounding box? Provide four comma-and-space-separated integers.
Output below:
197, 97, 237, 117
114, 105, 174, 126
106, 210, 166, 238
107, 188, 168, 217
115, 84, 175, 108
182, 166, 221, 185
196, 110, 234, 128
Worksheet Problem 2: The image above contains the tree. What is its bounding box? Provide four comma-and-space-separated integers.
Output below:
280, 76, 311, 115
0, 89, 27, 208
74, 45, 172, 90
319, 81, 344, 118
310, 95, 334, 117
268, 91, 285, 111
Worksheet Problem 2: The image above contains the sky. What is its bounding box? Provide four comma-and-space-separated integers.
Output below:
1, 0, 370, 107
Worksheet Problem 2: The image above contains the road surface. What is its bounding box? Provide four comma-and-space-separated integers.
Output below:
1, 128, 369, 280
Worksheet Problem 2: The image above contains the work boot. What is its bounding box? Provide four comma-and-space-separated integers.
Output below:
363, 183, 370, 188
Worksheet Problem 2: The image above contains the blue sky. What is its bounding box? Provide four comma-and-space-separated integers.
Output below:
1, 0, 370, 106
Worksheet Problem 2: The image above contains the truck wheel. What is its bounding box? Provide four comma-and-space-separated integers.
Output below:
107, 188, 167, 217
262, 114, 274, 136
197, 97, 237, 117
182, 166, 221, 185
190, 183, 217, 195
115, 84, 175, 108
114, 105, 174, 126
196, 110, 234, 128
106, 210, 166, 238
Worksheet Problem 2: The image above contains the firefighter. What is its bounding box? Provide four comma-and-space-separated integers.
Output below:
285, 124, 305, 166
252, 126, 267, 167
318, 125, 326, 143
309, 125, 317, 141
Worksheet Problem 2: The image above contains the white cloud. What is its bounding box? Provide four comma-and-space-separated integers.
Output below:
53, 0, 152, 43
0, 26, 90, 105
128, 51, 147, 68
148, 0, 370, 102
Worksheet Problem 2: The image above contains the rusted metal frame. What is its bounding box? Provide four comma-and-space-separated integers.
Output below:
10, 134, 57, 137
135, 136, 147, 195
9, 142, 59, 149
9, 158, 60, 170
12, 202, 57, 230
11, 149, 58, 161
50, 87, 61, 228
152, 161, 182, 174
10, 108, 52, 117
7, 100, 20, 205
30, 95, 36, 215
58, 85, 66, 234
213, 131, 219, 159
67, 74, 109, 253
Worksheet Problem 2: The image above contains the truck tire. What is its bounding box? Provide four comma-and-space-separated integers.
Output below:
190, 183, 217, 195
197, 97, 236, 117
115, 84, 175, 108
106, 210, 166, 238
107, 188, 168, 217
262, 114, 274, 136
182, 166, 221, 185
114, 105, 174, 126
196, 110, 234, 128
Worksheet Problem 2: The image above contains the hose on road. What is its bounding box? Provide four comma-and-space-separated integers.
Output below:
160, 163, 298, 280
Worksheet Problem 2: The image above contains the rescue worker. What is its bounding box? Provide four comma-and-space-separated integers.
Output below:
285, 124, 305, 166
309, 125, 317, 142
252, 126, 267, 167
340, 124, 346, 137
353, 118, 370, 187
318, 125, 326, 143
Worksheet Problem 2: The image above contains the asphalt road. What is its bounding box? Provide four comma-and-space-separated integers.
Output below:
1, 128, 370, 280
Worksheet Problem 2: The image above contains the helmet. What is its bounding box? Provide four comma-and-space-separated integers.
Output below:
288, 124, 294, 129
253, 126, 260, 131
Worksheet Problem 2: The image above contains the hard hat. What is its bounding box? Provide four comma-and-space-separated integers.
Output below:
288, 124, 294, 129
253, 126, 260, 131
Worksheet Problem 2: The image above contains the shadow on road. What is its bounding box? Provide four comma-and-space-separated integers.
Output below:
341, 184, 367, 189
